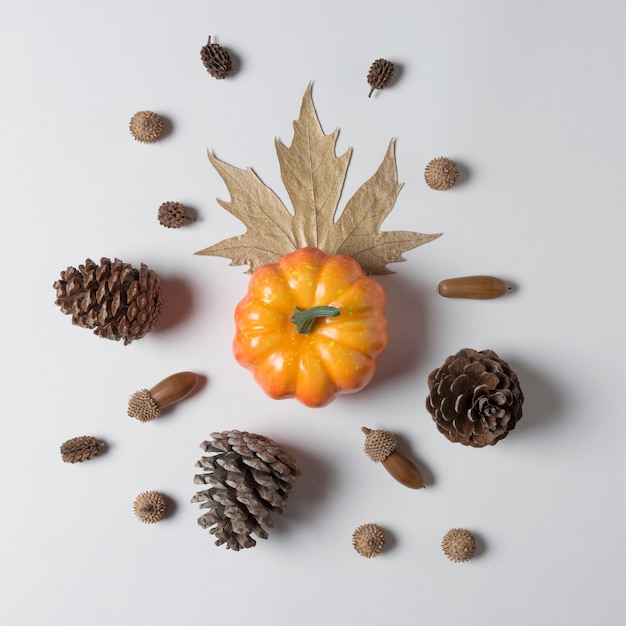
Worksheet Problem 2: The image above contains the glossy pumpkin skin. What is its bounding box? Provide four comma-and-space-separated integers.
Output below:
233, 248, 388, 408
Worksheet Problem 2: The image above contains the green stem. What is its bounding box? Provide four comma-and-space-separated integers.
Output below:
291, 306, 340, 335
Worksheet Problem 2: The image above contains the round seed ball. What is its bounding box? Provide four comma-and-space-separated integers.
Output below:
352, 523, 385, 558
133, 491, 168, 524
442, 528, 476, 562
424, 157, 459, 190
129, 111, 164, 143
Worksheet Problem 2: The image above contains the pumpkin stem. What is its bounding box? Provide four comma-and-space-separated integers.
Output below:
291, 306, 340, 335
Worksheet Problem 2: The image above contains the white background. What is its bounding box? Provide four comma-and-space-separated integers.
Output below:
2, 1, 625, 625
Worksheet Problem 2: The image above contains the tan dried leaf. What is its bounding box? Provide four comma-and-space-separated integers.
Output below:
196, 83, 440, 274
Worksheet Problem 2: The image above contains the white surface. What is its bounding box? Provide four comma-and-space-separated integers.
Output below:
2, 1, 625, 624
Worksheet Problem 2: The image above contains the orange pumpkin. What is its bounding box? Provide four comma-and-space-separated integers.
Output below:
233, 248, 388, 407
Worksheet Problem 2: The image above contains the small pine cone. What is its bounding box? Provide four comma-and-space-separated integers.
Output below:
129, 111, 164, 143
424, 157, 459, 191
53, 257, 163, 345
426, 348, 524, 447
367, 58, 395, 97
200, 36, 233, 79
192, 430, 300, 551
352, 523, 385, 558
158, 201, 194, 229
60, 436, 101, 463
361, 427, 397, 462
133, 491, 168, 524
442, 528, 476, 562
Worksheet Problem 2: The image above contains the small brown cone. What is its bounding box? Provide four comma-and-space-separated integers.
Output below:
442, 528, 476, 562
200, 36, 233, 79
129, 111, 164, 143
60, 436, 101, 463
53, 257, 163, 345
133, 491, 168, 524
352, 523, 385, 558
158, 201, 194, 228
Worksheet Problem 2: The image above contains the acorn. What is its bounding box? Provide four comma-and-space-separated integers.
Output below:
133, 491, 168, 524
442, 528, 476, 562
361, 427, 424, 489
129, 111, 164, 143
128, 371, 200, 422
437, 276, 511, 299
352, 523, 385, 558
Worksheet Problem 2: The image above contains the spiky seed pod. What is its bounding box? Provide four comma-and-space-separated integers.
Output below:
128, 372, 200, 422
53, 257, 163, 345
129, 111, 164, 143
60, 436, 101, 463
192, 430, 300, 551
133, 491, 168, 524
362, 427, 397, 462
426, 348, 524, 447
200, 36, 233, 79
361, 427, 424, 489
157, 201, 194, 229
352, 523, 385, 558
424, 157, 459, 190
442, 528, 476, 562
367, 58, 395, 97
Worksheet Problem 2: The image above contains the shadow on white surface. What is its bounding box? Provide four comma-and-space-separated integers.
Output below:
505, 355, 566, 440
152, 275, 196, 332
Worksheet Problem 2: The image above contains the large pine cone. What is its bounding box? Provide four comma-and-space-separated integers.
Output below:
192, 430, 300, 551
53, 257, 162, 345
426, 348, 524, 447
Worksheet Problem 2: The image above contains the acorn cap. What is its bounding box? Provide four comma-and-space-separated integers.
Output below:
442, 528, 476, 562
352, 523, 385, 558
424, 157, 459, 190
133, 491, 167, 524
129, 111, 164, 143
361, 426, 397, 462
128, 389, 160, 422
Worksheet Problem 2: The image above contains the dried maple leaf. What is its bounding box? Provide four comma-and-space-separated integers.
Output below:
195, 83, 440, 274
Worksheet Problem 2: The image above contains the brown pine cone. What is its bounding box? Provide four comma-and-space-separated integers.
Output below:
192, 430, 300, 551
426, 348, 524, 447
367, 58, 395, 97
200, 36, 233, 79
60, 436, 101, 463
352, 523, 385, 558
442, 528, 476, 562
53, 257, 163, 345
157, 201, 194, 228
